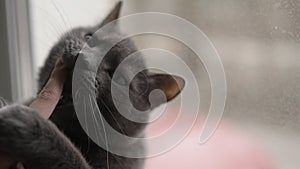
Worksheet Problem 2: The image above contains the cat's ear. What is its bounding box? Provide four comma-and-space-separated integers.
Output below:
147, 74, 185, 105
100, 1, 122, 27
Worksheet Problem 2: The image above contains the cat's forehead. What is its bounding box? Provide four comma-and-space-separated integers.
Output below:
93, 28, 122, 41
72, 27, 95, 34
102, 39, 144, 68
63, 26, 146, 70
60, 27, 95, 40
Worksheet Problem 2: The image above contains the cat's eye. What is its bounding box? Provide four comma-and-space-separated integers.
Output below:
84, 33, 93, 40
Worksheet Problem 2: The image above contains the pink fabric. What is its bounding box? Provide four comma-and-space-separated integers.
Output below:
145, 110, 273, 169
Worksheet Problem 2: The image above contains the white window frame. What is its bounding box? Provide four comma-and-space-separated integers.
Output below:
5, 0, 36, 102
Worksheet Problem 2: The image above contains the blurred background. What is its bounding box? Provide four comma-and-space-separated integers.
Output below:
0, 0, 299, 168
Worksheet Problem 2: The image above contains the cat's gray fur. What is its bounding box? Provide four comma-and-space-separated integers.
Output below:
0, 2, 184, 169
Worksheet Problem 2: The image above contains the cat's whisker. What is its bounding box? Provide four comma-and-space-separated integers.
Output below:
48, 20, 66, 37
98, 97, 127, 135
31, 18, 62, 38
34, 35, 52, 44
44, 18, 65, 37
96, 97, 132, 168
53, 0, 73, 29
52, 0, 73, 31
33, 6, 66, 36
89, 95, 110, 169
39, 31, 60, 43
46, 23, 64, 39
83, 94, 91, 156
87, 95, 105, 145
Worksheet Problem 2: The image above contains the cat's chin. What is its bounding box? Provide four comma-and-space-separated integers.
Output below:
62, 52, 79, 70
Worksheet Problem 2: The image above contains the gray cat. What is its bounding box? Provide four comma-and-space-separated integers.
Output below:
0, 2, 184, 169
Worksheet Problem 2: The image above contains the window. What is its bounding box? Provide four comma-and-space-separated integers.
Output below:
29, 0, 112, 74
2, 0, 112, 101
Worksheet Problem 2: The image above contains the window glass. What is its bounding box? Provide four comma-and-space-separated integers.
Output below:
28, 0, 112, 75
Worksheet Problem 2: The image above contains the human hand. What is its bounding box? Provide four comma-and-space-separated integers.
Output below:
0, 57, 67, 169
29, 57, 67, 119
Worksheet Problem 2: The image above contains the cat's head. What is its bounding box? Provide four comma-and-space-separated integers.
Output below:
39, 2, 184, 135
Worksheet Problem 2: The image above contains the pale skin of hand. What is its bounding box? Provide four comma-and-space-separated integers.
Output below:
0, 58, 67, 169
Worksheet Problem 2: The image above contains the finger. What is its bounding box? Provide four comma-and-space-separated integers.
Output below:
15, 162, 24, 169
0, 152, 15, 169
30, 57, 67, 119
